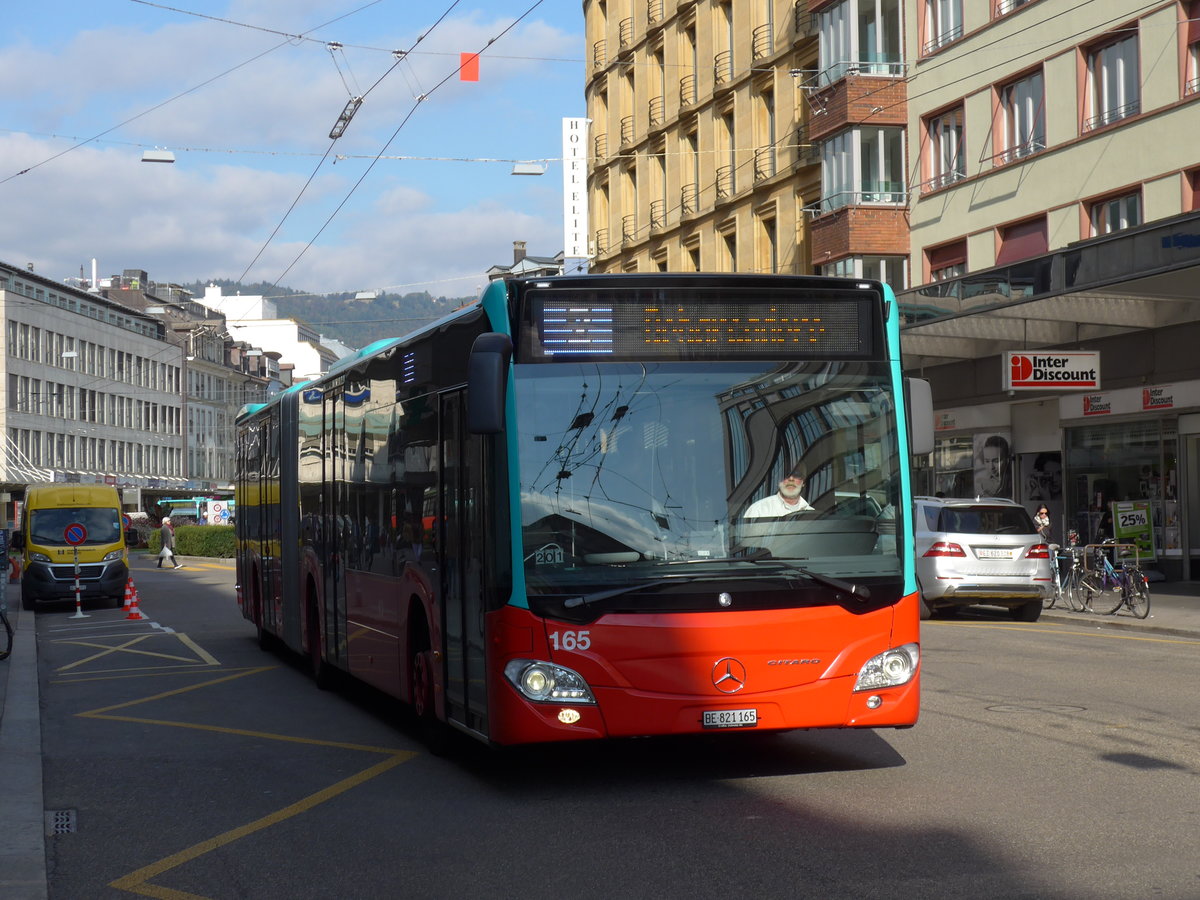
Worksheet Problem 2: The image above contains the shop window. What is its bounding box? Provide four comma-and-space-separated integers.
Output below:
1089, 190, 1141, 236
923, 105, 965, 192
1083, 31, 1140, 132
996, 216, 1048, 265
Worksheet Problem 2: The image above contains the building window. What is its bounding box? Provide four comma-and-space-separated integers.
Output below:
821, 127, 906, 211
1089, 191, 1141, 236
1185, 1, 1200, 95
924, 0, 963, 54
1084, 32, 1139, 131
997, 69, 1045, 162
817, 0, 902, 84
821, 255, 908, 288
757, 212, 778, 273
995, 0, 1036, 17
721, 226, 738, 272
996, 216, 1048, 265
923, 106, 964, 191
1186, 167, 1200, 211
927, 239, 967, 283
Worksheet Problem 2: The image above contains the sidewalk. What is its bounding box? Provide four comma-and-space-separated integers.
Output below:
1, 577, 1198, 899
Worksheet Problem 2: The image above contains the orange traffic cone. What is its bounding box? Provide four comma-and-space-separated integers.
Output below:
125, 578, 146, 620
122, 578, 135, 613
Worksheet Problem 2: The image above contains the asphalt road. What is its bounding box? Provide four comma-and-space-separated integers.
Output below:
26, 559, 1200, 899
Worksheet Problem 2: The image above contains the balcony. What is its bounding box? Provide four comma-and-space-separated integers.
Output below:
714, 50, 733, 85
594, 228, 610, 256
794, 0, 814, 35
680, 73, 697, 106
681, 183, 699, 214
820, 183, 906, 212
650, 199, 666, 230
716, 165, 735, 199
919, 168, 966, 194
619, 17, 633, 48
593, 40, 606, 69
752, 23, 773, 59
648, 96, 665, 128
647, 0, 664, 25
923, 25, 963, 56
990, 139, 1045, 167
594, 132, 608, 159
754, 147, 776, 181
620, 115, 635, 146
622, 214, 638, 243
794, 125, 819, 164
1083, 100, 1141, 132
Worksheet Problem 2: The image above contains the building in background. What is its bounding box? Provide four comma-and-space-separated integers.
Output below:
487, 241, 565, 281
896, 0, 1200, 578
0, 260, 277, 523
584, 0, 823, 275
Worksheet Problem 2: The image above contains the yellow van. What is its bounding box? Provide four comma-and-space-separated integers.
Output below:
16, 484, 128, 611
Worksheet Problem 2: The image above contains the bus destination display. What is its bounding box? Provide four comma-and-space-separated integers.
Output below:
525, 293, 875, 360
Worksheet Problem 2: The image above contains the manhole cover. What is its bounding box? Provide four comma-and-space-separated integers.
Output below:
986, 704, 1086, 713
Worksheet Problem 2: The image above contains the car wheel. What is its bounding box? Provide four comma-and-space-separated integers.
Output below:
1011, 600, 1042, 622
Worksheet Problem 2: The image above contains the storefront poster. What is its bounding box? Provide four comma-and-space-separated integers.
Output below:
1111, 500, 1155, 561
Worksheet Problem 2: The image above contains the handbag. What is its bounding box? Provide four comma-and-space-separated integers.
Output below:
158, 546, 174, 560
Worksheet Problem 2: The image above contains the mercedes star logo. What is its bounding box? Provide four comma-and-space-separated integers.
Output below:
712, 657, 747, 693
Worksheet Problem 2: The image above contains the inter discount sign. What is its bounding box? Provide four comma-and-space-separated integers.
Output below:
1004, 351, 1100, 391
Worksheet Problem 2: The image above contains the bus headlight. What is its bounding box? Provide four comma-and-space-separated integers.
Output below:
854, 643, 919, 692
504, 660, 597, 705
30, 552, 51, 563
103, 550, 123, 562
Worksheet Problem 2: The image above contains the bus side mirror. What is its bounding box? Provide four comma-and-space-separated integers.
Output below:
905, 377, 934, 456
467, 332, 513, 434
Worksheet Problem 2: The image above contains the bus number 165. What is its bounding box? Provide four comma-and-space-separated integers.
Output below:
549, 630, 591, 651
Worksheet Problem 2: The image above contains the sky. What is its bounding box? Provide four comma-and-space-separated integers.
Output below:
0, 0, 584, 301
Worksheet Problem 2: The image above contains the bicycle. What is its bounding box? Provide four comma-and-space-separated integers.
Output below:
1080, 542, 1151, 618
1045, 544, 1087, 612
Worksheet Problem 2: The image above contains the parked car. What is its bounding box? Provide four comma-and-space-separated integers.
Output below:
913, 496, 1052, 621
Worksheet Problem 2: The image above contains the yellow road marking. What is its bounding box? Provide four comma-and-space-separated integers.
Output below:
53, 632, 220, 672
109, 752, 414, 899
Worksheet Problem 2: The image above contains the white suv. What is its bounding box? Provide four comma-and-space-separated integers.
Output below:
913, 496, 1053, 622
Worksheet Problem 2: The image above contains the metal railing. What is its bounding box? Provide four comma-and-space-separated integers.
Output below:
620, 115, 635, 145
622, 214, 638, 243
991, 139, 1046, 166
679, 73, 697, 106
647, 0, 664, 25
648, 96, 665, 128
919, 168, 966, 194
594, 132, 608, 159
592, 40, 606, 69
754, 147, 776, 181
923, 24, 963, 55
593, 228, 610, 256
619, 17, 634, 47
681, 183, 699, 214
752, 23, 774, 59
650, 199, 666, 230
716, 165, 735, 199
1083, 99, 1140, 132
714, 50, 733, 85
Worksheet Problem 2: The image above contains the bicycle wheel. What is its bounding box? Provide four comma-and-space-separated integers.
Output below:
1044, 575, 1062, 609
1126, 570, 1151, 619
1063, 568, 1086, 612
0, 609, 12, 661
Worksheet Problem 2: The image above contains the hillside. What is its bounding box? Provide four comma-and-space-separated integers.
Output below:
185, 280, 475, 351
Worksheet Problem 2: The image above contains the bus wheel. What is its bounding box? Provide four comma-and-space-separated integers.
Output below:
409, 636, 452, 755
307, 595, 333, 690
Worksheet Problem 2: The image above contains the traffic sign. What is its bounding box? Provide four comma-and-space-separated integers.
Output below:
64, 523, 88, 546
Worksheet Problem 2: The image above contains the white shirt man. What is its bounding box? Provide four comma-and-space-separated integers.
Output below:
744, 471, 814, 517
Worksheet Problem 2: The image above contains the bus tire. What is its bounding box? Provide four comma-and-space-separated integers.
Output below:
409, 613, 452, 755
307, 589, 334, 690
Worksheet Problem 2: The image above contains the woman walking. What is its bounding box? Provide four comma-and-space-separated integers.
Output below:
158, 516, 182, 569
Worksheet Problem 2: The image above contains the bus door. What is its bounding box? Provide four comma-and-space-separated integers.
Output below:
320, 390, 348, 669
439, 390, 489, 735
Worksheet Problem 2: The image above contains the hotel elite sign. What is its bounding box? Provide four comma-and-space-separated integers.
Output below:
1004, 351, 1100, 391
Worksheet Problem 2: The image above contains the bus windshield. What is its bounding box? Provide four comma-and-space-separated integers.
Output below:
515, 360, 903, 598
29, 507, 123, 546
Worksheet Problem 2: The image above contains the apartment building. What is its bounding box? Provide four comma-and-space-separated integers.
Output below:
899, 0, 1200, 578
585, 0, 824, 274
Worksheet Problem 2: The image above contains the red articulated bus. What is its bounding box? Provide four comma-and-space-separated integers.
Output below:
235, 273, 933, 747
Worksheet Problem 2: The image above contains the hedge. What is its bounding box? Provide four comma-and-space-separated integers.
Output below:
147, 524, 235, 558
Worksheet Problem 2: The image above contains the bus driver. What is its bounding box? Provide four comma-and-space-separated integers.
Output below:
744, 466, 814, 517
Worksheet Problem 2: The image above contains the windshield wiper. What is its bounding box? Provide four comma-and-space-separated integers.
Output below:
562, 550, 870, 608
